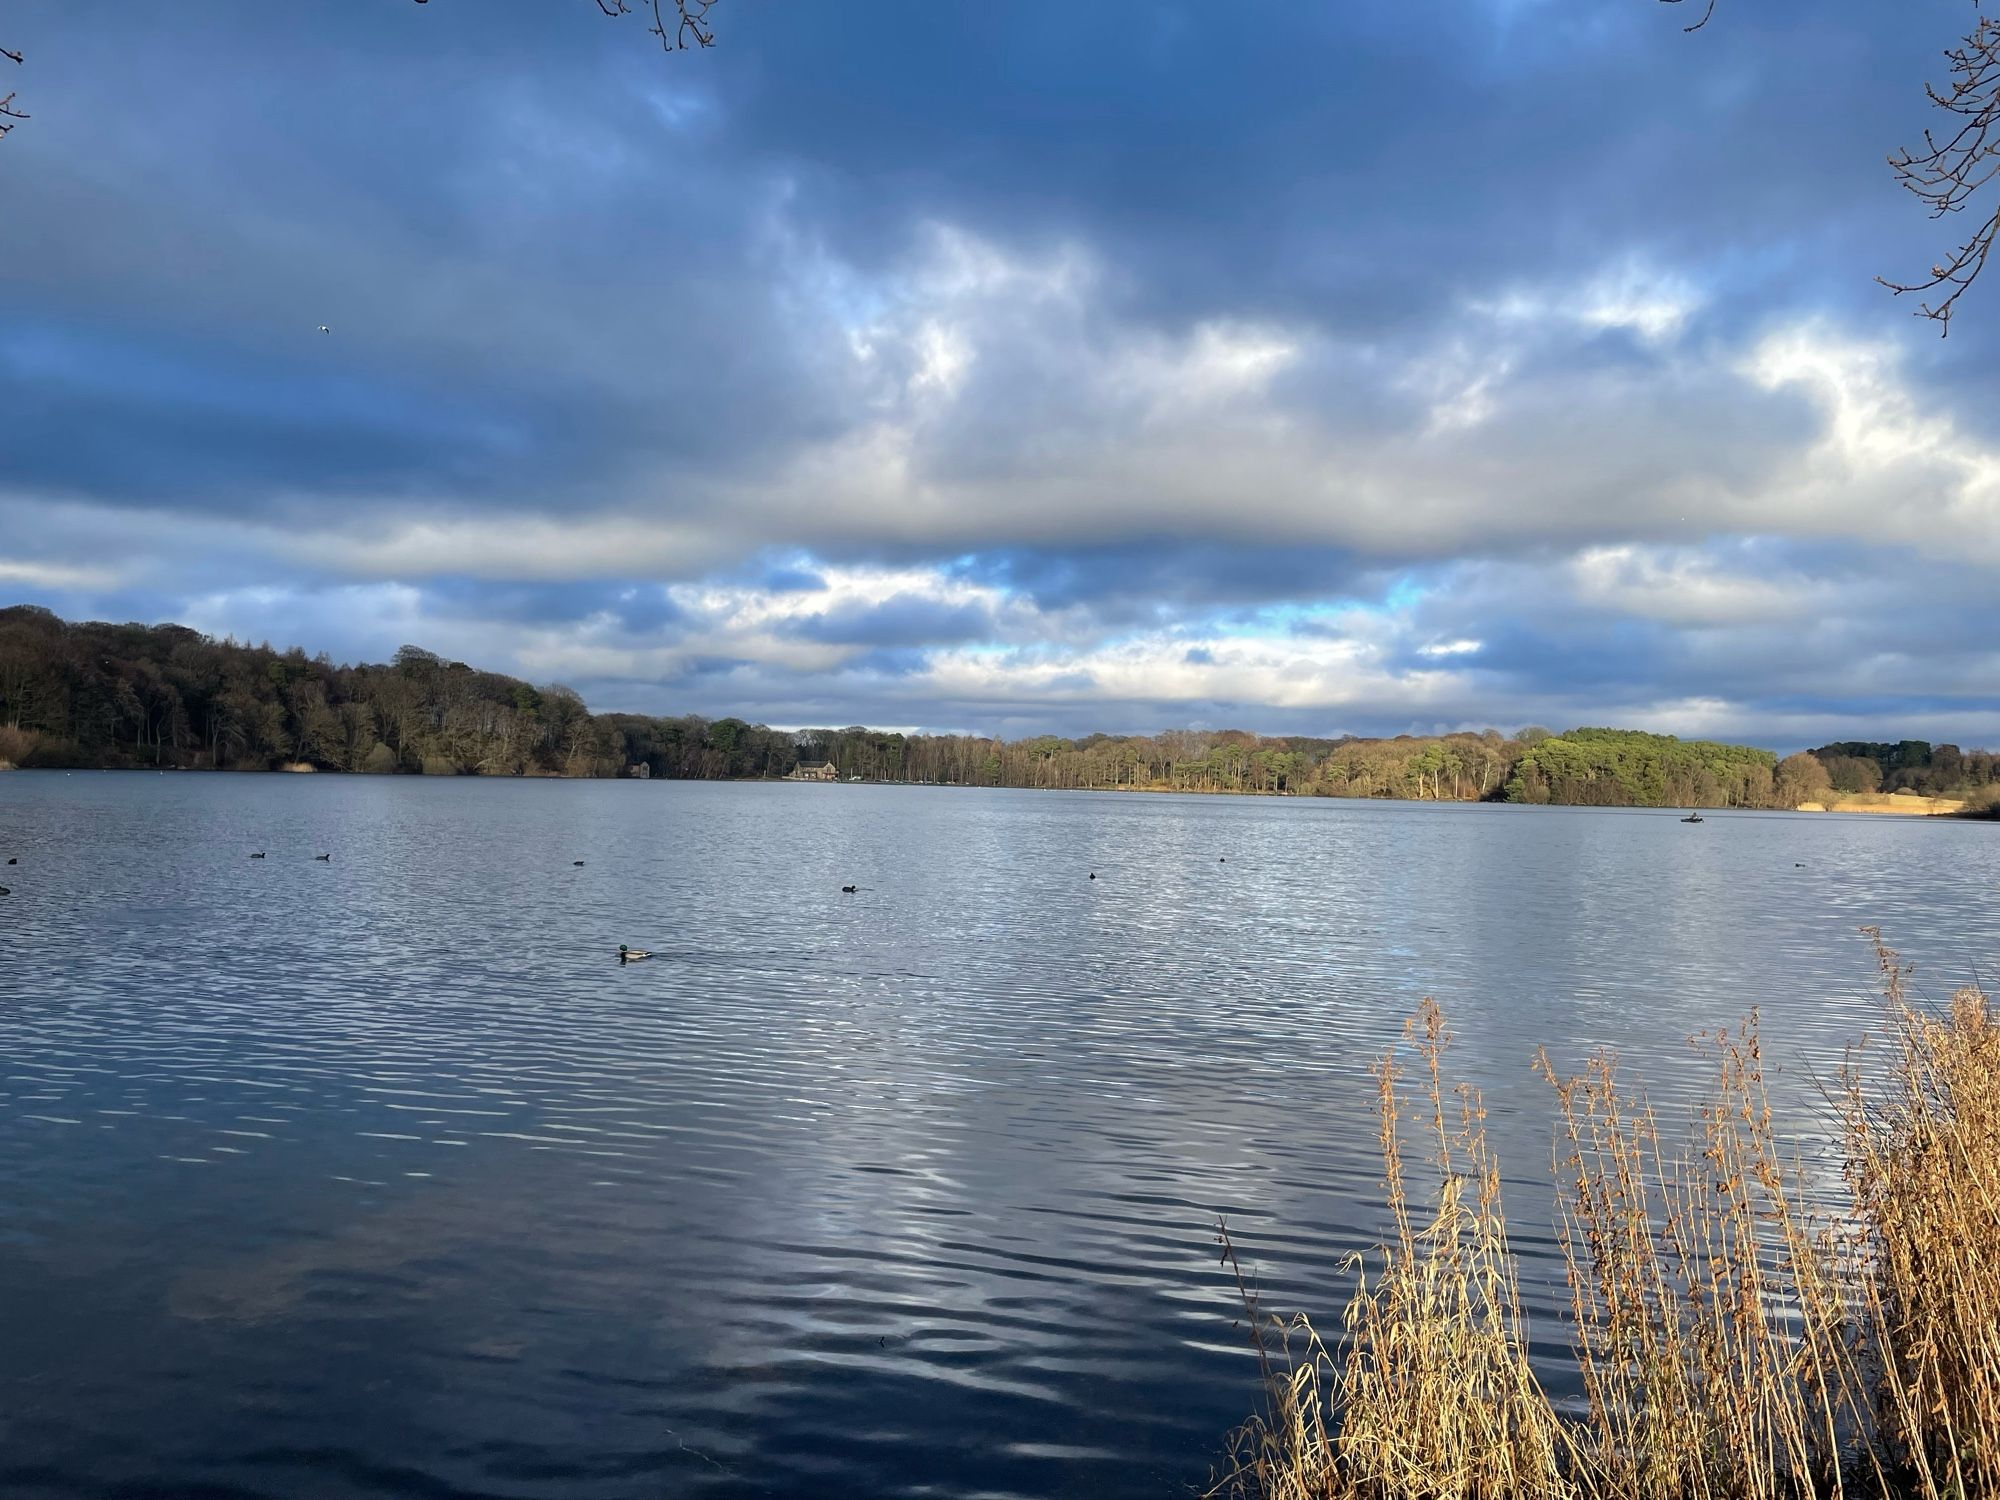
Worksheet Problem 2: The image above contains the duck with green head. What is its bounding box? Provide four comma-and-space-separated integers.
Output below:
619, 945, 652, 962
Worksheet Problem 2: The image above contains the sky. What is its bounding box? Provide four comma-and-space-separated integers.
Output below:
4, 1, 1999, 749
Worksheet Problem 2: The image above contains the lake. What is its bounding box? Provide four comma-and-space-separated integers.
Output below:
0, 775, 1995, 1500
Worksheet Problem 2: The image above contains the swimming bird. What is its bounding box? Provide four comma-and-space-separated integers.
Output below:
250, 852, 265, 859
841, 884, 857, 893
619, 945, 652, 962
1218, 856, 1227, 863
0, 885, 9, 897
5, 856, 15, 864
573, 860, 585, 866
1089, 872, 1096, 880
314, 853, 331, 861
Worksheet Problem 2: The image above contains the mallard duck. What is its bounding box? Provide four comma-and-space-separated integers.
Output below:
619, 945, 653, 962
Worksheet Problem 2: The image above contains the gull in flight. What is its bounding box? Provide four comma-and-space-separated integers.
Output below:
317, 324, 330, 334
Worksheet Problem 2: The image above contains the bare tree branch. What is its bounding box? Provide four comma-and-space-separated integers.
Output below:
0, 46, 23, 141
590, 0, 719, 52
405, 0, 719, 51
1879, 14, 2000, 336
1659, 0, 1720, 34
1668, 1, 2000, 335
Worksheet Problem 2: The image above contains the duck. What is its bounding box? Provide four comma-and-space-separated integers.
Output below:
0, 885, 10, 897
5, 856, 15, 864
1681, 813, 1704, 824
1089, 872, 1096, 880
314, 853, 331, 861
840, 884, 857, 894
618, 945, 653, 962
573, 860, 585, 867
249, 852, 266, 859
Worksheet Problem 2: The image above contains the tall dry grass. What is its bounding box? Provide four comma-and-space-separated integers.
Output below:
1214, 932, 2000, 1500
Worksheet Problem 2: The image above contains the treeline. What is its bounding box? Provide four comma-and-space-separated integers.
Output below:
1810, 739, 2000, 797
3, 607, 1998, 811
1505, 728, 1781, 808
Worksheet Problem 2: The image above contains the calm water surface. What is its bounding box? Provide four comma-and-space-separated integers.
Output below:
1, 776, 1996, 1499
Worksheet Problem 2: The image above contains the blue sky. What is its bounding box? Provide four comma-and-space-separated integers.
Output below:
4, 1, 1999, 747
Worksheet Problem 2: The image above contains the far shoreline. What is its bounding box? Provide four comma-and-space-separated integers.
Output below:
4, 763, 1990, 818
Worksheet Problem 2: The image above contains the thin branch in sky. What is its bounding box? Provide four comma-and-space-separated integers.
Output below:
1666, 1, 2000, 335
593, 0, 720, 52
0, 45, 24, 141
1879, 14, 2000, 336
1659, 0, 1720, 33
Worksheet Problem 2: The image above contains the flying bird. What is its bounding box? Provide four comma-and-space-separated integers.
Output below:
316, 325, 330, 334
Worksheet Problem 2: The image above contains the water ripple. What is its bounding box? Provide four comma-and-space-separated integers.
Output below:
0, 777, 1995, 1498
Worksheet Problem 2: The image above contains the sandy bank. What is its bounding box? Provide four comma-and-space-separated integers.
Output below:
1795, 793, 1965, 816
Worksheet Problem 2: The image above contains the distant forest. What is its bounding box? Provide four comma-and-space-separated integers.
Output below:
3, 605, 1997, 812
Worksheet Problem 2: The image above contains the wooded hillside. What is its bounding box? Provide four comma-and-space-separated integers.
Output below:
4, 606, 1996, 811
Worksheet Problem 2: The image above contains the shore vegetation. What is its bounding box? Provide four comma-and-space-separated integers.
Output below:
1215, 934, 2000, 1500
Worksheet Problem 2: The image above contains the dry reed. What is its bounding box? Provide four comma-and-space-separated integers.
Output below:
1213, 932, 2000, 1500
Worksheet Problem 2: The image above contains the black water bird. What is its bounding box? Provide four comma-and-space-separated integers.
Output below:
841, 884, 857, 893
1681, 814, 1704, 824
1218, 856, 1226, 863
314, 853, 331, 861
5, 856, 15, 864
0, 886, 9, 897
1089, 872, 1096, 880
250, 852, 265, 859
573, 860, 585, 866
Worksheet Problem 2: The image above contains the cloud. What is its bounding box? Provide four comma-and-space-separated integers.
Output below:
1, 0, 1996, 746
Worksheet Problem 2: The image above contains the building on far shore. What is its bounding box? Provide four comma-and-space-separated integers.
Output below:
786, 762, 840, 782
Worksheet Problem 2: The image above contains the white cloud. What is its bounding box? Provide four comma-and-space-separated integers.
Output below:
0, 558, 123, 590
1744, 325, 2000, 559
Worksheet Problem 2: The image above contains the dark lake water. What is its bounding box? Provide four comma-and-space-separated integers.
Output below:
1, 774, 1996, 1499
